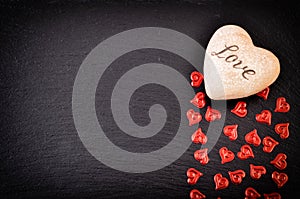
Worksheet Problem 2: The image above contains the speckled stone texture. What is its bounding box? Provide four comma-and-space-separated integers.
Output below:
204, 25, 280, 100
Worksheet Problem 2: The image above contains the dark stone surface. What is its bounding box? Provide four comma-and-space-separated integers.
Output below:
0, 1, 299, 198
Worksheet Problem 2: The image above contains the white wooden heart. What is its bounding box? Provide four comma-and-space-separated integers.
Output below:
204, 25, 280, 100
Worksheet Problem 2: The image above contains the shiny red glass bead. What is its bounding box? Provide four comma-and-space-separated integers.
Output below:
275, 123, 290, 139
256, 110, 272, 125
245, 129, 261, 146
191, 128, 207, 144
214, 173, 229, 190
237, 144, 254, 160
250, 164, 266, 180
186, 109, 202, 126
190, 71, 204, 88
186, 168, 203, 185
219, 147, 235, 164
190, 92, 206, 109
231, 101, 247, 117
223, 124, 238, 141
205, 106, 221, 122
256, 87, 270, 100
274, 97, 290, 113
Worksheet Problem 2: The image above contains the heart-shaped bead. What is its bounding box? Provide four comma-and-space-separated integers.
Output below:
219, 147, 235, 164
214, 173, 229, 190
270, 153, 287, 170
191, 128, 207, 144
205, 106, 221, 122
256, 87, 270, 100
228, 169, 246, 185
223, 124, 238, 141
186, 168, 203, 185
275, 97, 290, 113
190, 92, 206, 109
190, 189, 206, 199
231, 101, 247, 117
262, 136, 279, 153
272, 171, 288, 188
245, 129, 261, 146
203, 25, 280, 100
249, 164, 266, 180
264, 192, 281, 199
237, 144, 254, 160
190, 71, 204, 88
245, 187, 261, 199
275, 123, 290, 139
194, 148, 209, 165
256, 110, 272, 125
186, 109, 202, 126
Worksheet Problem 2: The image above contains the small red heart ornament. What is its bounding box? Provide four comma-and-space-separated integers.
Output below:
245, 187, 261, 199
190, 189, 206, 199
274, 123, 290, 139
274, 97, 290, 113
256, 87, 270, 100
223, 124, 238, 141
237, 144, 254, 160
194, 148, 209, 165
190, 92, 206, 108
262, 136, 279, 153
228, 169, 246, 185
264, 192, 281, 199
214, 173, 229, 190
187, 109, 202, 126
205, 106, 221, 122
272, 171, 288, 188
270, 153, 287, 170
219, 147, 235, 164
245, 129, 261, 146
256, 110, 272, 125
250, 164, 266, 180
186, 168, 203, 185
191, 128, 207, 144
231, 101, 247, 117
190, 71, 204, 88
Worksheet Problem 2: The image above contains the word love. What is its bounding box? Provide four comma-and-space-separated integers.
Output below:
211, 44, 256, 80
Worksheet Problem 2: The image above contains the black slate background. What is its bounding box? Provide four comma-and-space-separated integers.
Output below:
0, 0, 300, 199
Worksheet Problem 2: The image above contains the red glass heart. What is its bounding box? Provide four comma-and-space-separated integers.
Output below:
194, 148, 209, 165
186, 168, 203, 185
228, 169, 246, 185
275, 123, 290, 139
245, 187, 261, 199
270, 153, 287, 170
262, 136, 279, 153
190, 92, 206, 109
264, 192, 281, 199
223, 124, 238, 141
274, 97, 290, 113
245, 129, 261, 146
256, 87, 270, 100
237, 144, 254, 160
256, 110, 272, 125
272, 171, 288, 188
190, 189, 206, 199
190, 71, 204, 88
214, 173, 229, 190
205, 106, 221, 122
186, 109, 202, 126
231, 101, 247, 117
219, 147, 235, 164
250, 164, 266, 180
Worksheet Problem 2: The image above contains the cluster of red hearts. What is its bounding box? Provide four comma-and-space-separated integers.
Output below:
186, 71, 290, 199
